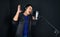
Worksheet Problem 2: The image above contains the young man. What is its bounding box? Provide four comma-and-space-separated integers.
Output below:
12, 4, 34, 37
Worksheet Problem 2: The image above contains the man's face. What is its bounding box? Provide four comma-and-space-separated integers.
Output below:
26, 6, 32, 15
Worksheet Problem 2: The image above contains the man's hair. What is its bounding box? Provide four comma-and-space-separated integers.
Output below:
22, 4, 33, 13
24, 4, 32, 9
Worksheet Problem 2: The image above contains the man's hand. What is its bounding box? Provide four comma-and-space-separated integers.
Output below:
13, 5, 22, 21
32, 16, 36, 20
17, 5, 22, 13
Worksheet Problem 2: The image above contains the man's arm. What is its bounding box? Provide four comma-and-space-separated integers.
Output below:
13, 5, 22, 21
12, 5, 22, 25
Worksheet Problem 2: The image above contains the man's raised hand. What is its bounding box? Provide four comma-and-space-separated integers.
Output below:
17, 5, 22, 13
13, 5, 22, 21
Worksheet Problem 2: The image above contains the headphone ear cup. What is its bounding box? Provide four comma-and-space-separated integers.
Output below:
25, 7, 26, 9
23, 5, 26, 11
22, 6, 25, 12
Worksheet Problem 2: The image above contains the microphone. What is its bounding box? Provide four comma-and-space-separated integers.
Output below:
32, 10, 39, 20
35, 10, 39, 20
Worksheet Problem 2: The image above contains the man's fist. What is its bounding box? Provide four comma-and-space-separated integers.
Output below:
17, 5, 22, 13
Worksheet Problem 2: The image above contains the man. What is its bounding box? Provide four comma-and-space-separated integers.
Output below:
12, 4, 34, 37
12, 4, 57, 37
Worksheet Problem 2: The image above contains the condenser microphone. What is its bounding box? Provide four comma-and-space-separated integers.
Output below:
35, 10, 39, 20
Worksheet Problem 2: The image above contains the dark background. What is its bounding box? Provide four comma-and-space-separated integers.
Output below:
0, 0, 60, 37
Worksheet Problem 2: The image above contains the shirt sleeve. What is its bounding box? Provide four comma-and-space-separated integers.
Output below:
12, 13, 24, 28
12, 20, 19, 27
12, 20, 18, 24
12, 13, 22, 26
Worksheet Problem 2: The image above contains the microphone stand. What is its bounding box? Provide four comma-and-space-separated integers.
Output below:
40, 16, 60, 37
33, 10, 60, 37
